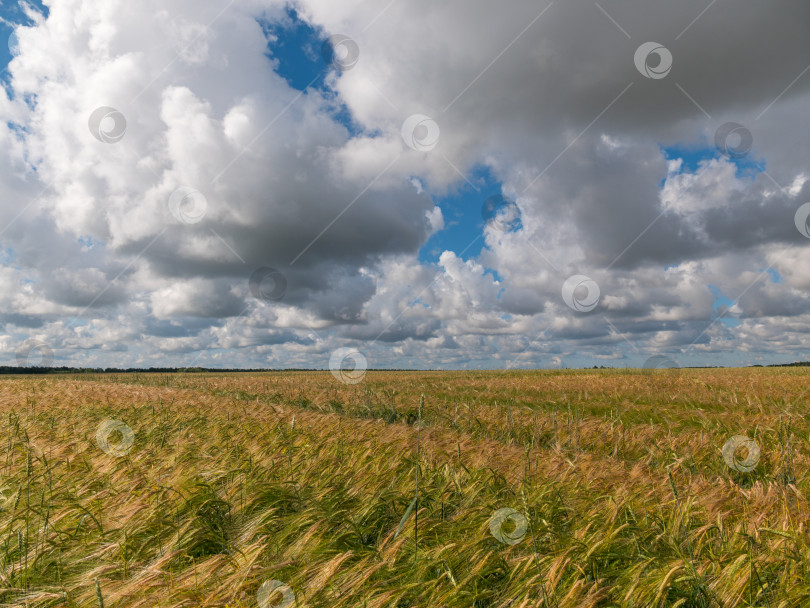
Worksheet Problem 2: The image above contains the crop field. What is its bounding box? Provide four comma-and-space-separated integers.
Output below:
0, 368, 809, 607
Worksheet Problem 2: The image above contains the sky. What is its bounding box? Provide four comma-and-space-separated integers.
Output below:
0, 0, 809, 371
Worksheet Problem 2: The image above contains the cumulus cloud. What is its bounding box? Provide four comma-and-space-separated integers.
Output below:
0, 0, 809, 369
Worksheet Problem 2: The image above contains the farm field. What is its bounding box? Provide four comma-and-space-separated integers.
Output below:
0, 368, 809, 607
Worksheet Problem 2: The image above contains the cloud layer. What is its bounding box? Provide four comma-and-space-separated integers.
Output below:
1, 0, 809, 369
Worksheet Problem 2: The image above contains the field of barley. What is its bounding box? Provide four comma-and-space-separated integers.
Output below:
0, 368, 809, 607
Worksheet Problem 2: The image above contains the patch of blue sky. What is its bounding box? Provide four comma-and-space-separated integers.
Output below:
708, 284, 740, 327
0, 1, 48, 80
662, 143, 766, 182
0, 245, 15, 265
78, 235, 104, 251
766, 268, 783, 284
418, 165, 510, 264
258, 7, 361, 137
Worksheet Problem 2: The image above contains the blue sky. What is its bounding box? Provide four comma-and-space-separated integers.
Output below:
0, 0, 47, 68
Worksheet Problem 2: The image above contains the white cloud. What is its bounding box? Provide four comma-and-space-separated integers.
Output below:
1, 0, 810, 368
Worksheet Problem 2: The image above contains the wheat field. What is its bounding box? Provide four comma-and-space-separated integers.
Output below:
0, 368, 808, 607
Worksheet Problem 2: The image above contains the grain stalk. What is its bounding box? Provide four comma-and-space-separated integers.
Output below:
414, 394, 423, 566
520, 485, 555, 608
95, 578, 104, 608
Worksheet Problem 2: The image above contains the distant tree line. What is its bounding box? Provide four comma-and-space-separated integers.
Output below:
0, 362, 807, 375
0, 366, 429, 374
0, 366, 293, 374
